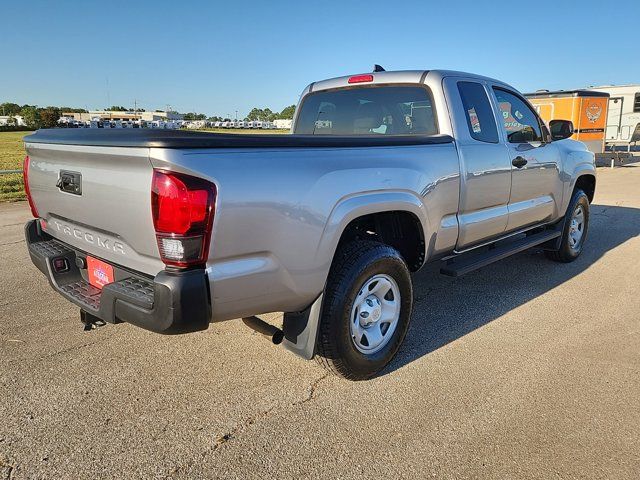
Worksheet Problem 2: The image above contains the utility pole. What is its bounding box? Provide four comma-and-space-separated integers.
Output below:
106, 76, 110, 110
235, 110, 238, 121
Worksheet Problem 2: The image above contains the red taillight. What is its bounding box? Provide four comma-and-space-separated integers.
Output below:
348, 74, 374, 84
151, 170, 216, 268
23, 156, 39, 218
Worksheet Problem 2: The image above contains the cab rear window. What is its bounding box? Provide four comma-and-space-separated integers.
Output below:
294, 86, 438, 136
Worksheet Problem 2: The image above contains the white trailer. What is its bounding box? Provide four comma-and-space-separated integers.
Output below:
585, 84, 640, 151
273, 119, 293, 130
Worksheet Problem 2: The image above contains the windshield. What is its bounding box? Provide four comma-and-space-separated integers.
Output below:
294, 85, 438, 136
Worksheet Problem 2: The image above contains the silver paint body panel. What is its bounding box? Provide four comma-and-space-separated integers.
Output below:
24, 69, 595, 323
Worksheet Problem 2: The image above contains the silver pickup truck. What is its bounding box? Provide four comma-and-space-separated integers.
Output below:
23, 69, 595, 380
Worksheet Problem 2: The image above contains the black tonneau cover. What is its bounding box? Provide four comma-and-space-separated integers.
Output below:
24, 129, 453, 149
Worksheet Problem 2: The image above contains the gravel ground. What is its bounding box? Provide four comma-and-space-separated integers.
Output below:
1, 165, 639, 479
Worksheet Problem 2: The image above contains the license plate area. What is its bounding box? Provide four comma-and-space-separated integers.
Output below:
86, 256, 114, 289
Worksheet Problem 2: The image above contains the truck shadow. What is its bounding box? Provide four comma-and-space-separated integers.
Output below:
382, 202, 640, 377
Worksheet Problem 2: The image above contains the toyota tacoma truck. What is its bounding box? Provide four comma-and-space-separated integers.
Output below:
23, 69, 596, 380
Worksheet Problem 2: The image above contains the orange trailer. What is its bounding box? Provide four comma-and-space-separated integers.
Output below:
525, 90, 609, 154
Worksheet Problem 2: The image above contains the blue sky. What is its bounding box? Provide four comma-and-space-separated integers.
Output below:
2, 0, 638, 117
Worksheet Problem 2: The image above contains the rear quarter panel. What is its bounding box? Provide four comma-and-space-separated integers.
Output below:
150, 143, 460, 321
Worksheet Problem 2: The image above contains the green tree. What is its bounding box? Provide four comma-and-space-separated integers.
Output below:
183, 112, 206, 121
277, 105, 296, 120
20, 106, 40, 128
246, 108, 264, 121
0, 102, 21, 116
59, 107, 88, 113
107, 106, 128, 112
263, 108, 274, 121
246, 107, 286, 122
39, 107, 61, 128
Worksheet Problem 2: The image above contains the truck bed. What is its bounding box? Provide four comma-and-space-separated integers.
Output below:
24, 129, 454, 149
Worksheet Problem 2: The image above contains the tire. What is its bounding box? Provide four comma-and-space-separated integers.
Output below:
315, 240, 413, 380
545, 189, 590, 263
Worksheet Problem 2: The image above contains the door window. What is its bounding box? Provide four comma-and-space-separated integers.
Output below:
457, 81, 499, 143
493, 88, 543, 143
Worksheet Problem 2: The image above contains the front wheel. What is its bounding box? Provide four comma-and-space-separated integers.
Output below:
316, 241, 413, 380
545, 189, 590, 263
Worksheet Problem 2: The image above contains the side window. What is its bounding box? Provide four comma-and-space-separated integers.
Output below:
493, 88, 543, 143
457, 81, 499, 143
634, 93, 640, 113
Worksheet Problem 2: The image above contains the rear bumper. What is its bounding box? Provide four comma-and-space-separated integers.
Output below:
25, 219, 211, 334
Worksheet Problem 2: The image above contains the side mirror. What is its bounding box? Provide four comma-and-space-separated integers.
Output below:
549, 120, 574, 141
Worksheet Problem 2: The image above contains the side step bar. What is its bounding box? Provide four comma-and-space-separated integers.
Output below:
440, 230, 561, 277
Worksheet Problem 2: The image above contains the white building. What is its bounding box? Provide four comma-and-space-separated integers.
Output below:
63, 110, 183, 123
273, 119, 293, 130
0, 115, 26, 126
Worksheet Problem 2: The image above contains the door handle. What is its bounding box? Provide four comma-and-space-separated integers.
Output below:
512, 156, 528, 168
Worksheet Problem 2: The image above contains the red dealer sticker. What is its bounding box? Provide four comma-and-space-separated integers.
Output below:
86, 256, 114, 289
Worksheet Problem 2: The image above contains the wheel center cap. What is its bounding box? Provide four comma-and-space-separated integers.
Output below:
359, 295, 382, 327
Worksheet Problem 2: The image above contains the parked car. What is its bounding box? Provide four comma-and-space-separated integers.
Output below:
22, 69, 595, 380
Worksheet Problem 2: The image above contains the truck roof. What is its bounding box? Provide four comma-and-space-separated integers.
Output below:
307, 69, 514, 94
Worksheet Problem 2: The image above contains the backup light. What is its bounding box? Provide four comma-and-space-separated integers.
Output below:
151, 170, 217, 268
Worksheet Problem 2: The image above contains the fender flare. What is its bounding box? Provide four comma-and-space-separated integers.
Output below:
314, 190, 432, 269
562, 161, 596, 214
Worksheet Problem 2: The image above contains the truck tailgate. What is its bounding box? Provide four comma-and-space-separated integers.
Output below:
24, 142, 163, 276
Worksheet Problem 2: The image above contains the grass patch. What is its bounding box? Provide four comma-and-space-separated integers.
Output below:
0, 131, 32, 201
0, 131, 31, 170
0, 173, 25, 201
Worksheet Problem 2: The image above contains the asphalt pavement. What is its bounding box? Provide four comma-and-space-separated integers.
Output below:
1, 165, 639, 479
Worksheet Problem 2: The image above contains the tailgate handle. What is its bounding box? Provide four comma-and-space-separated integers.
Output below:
512, 156, 528, 168
57, 171, 82, 195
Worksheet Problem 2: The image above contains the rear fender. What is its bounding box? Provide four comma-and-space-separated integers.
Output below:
563, 158, 596, 214
314, 191, 431, 270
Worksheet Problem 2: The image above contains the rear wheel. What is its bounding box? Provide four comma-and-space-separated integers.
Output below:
316, 241, 413, 380
546, 189, 590, 263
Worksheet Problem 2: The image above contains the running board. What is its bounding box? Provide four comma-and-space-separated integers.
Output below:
440, 230, 561, 277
